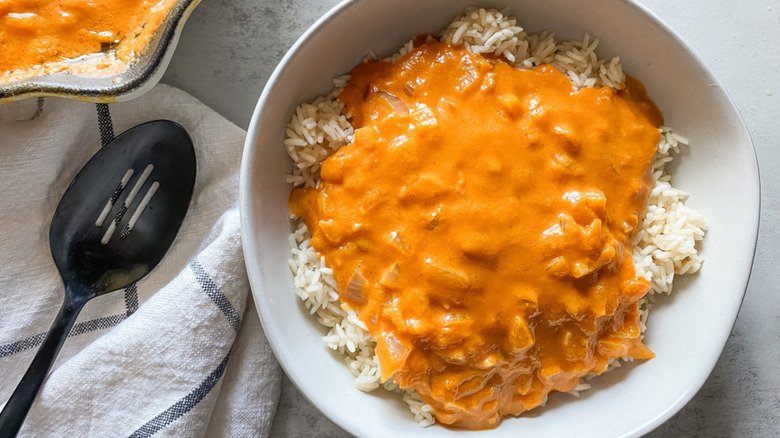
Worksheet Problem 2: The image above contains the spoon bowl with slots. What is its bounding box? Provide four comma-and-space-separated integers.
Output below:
0, 120, 196, 437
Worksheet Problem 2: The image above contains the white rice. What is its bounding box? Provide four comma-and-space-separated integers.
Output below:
284, 7, 707, 427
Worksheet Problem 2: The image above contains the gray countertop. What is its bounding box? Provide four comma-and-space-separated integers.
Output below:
163, 0, 780, 436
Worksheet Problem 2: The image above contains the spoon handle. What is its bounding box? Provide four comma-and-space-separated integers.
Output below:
0, 294, 87, 438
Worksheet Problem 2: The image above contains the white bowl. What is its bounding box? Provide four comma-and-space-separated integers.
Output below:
239, 0, 760, 436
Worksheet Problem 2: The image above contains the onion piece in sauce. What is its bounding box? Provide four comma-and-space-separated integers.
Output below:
384, 331, 408, 360
373, 87, 410, 116
379, 264, 400, 287
344, 271, 366, 301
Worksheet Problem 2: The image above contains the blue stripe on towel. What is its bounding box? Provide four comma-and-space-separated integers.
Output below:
124, 283, 139, 316
128, 353, 231, 438
96, 103, 115, 146
96, 103, 142, 322
0, 313, 127, 358
190, 258, 241, 332
0, 332, 47, 358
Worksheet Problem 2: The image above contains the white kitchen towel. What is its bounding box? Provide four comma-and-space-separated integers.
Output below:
0, 85, 281, 437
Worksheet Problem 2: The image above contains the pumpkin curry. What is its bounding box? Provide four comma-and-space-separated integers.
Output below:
0, 0, 177, 80
290, 41, 663, 429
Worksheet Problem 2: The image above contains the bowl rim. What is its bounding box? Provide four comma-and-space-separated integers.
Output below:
0, 0, 201, 104
239, 0, 760, 435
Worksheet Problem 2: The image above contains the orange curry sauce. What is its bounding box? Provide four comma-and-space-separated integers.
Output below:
290, 41, 663, 429
0, 0, 174, 76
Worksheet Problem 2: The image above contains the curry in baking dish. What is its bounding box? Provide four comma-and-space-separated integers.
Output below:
0, 0, 178, 81
290, 41, 665, 429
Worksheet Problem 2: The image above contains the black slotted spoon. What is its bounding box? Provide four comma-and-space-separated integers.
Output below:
0, 120, 196, 437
